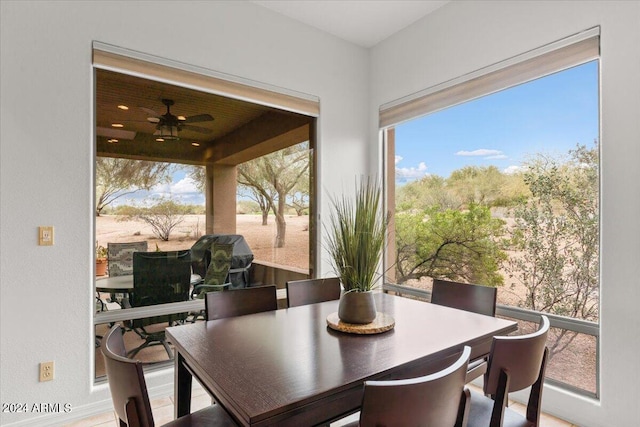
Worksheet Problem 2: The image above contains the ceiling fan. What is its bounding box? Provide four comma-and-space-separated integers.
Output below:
141, 99, 214, 140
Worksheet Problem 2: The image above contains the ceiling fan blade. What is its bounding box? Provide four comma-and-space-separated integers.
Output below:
139, 107, 162, 118
181, 124, 213, 134
183, 114, 214, 123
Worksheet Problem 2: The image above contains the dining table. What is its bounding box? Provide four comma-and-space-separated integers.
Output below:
165, 292, 517, 427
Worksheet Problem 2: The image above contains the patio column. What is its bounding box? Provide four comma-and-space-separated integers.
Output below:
205, 164, 237, 234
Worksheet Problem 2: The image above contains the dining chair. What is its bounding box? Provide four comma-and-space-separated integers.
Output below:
431, 279, 498, 382
128, 250, 192, 359
344, 346, 472, 427
431, 279, 497, 317
101, 325, 238, 427
108, 241, 148, 277
192, 242, 233, 299
204, 285, 277, 321
467, 315, 550, 427
285, 277, 341, 307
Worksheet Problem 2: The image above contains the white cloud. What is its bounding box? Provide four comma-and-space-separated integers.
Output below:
456, 149, 503, 157
395, 155, 403, 165
396, 161, 428, 182
485, 154, 508, 160
503, 165, 522, 175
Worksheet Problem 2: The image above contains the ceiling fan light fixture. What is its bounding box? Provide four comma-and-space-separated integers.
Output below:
156, 138, 165, 142
117, 105, 129, 110
111, 123, 124, 128
107, 138, 118, 143
191, 142, 200, 147
156, 123, 180, 140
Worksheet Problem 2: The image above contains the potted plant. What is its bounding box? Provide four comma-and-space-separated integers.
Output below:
326, 177, 389, 324
96, 242, 108, 276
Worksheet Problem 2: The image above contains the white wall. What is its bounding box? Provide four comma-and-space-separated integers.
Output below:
370, 1, 640, 426
0, 1, 369, 425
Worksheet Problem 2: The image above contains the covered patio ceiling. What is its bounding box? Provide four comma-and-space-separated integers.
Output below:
96, 68, 313, 166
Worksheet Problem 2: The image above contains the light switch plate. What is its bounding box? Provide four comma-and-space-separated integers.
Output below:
39, 226, 54, 246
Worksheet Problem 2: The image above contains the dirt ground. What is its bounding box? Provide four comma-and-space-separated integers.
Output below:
96, 214, 310, 270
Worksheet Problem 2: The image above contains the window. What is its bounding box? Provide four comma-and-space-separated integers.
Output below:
381, 30, 600, 396
93, 45, 318, 379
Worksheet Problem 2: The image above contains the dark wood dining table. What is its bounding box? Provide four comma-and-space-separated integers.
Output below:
165, 292, 517, 427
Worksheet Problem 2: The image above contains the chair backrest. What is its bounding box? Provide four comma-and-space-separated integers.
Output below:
286, 277, 341, 307
131, 250, 192, 307
107, 241, 148, 277
203, 243, 233, 287
431, 279, 497, 317
484, 315, 550, 395
205, 285, 278, 320
358, 346, 471, 427
101, 325, 155, 427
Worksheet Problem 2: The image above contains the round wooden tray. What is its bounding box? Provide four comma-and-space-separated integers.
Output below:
326, 312, 395, 335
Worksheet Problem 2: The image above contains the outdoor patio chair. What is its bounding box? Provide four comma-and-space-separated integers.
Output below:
192, 242, 233, 299
431, 279, 498, 382
108, 241, 148, 277
128, 250, 192, 359
101, 324, 238, 427
343, 346, 472, 427
205, 285, 277, 321
467, 315, 550, 427
286, 277, 341, 307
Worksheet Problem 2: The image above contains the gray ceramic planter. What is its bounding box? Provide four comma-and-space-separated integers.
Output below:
338, 290, 377, 324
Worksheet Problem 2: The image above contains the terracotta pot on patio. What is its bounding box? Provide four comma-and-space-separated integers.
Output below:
96, 259, 108, 276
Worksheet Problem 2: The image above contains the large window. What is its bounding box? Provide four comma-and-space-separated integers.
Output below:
382, 31, 600, 395
92, 45, 318, 379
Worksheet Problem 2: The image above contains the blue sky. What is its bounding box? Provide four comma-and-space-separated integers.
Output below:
394, 60, 599, 184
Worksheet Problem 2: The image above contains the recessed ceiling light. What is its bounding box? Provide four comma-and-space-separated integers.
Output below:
117, 105, 129, 110
191, 142, 200, 147
156, 138, 165, 142
107, 138, 119, 143
111, 123, 124, 128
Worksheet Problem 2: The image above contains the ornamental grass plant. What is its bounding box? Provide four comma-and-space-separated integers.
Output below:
326, 177, 389, 292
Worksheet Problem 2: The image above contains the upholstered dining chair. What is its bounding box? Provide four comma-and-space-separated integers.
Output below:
204, 285, 277, 321
343, 346, 472, 427
101, 325, 238, 427
467, 315, 550, 427
285, 277, 341, 307
431, 279, 497, 317
431, 279, 498, 382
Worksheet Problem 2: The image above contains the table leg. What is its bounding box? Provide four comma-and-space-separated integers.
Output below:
174, 352, 192, 418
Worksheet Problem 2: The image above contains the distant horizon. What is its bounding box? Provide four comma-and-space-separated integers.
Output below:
394, 60, 599, 186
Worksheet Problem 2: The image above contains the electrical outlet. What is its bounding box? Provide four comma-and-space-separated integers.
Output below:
39, 361, 54, 382
38, 226, 54, 246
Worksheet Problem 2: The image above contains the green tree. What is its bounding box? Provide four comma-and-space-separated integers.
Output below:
395, 204, 506, 286
96, 157, 173, 216
122, 199, 186, 241
506, 143, 599, 359
238, 143, 309, 248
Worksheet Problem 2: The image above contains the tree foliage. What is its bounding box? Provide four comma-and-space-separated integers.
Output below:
238, 143, 310, 248
506, 143, 599, 358
96, 157, 173, 216
121, 199, 186, 241
395, 204, 506, 286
